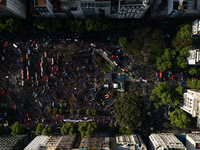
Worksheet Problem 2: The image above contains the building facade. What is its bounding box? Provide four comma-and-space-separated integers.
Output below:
152, 0, 200, 19
110, 0, 152, 19
187, 49, 200, 65
149, 133, 186, 150
186, 134, 200, 150
192, 19, 200, 38
0, 0, 26, 18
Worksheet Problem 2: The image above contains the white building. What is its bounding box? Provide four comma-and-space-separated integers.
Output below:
0, 0, 26, 19
24, 136, 48, 150
149, 133, 186, 150
192, 19, 200, 38
111, 0, 151, 19
181, 89, 200, 117
116, 134, 147, 150
186, 134, 200, 150
187, 49, 200, 65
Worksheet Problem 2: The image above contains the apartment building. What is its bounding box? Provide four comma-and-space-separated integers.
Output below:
116, 134, 147, 150
31, 0, 67, 18
110, 0, 152, 19
0, 0, 26, 18
187, 49, 200, 65
181, 89, 200, 117
152, 0, 200, 19
186, 133, 200, 150
24, 135, 77, 150
149, 133, 186, 150
192, 19, 200, 38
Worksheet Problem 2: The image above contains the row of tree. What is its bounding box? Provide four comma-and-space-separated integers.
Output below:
0, 17, 21, 33
151, 82, 190, 129
187, 78, 200, 89
34, 17, 114, 33
35, 123, 52, 136
48, 108, 97, 115
156, 46, 192, 72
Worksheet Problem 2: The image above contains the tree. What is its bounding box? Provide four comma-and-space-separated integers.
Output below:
78, 121, 97, 137
118, 37, 128, 47
152, 82, 182, 106
189, 67, 198, 75
35, 123, 45, 135
114, 93, 145, 129
77, 109, 81, 114
60, 121, 75, 135
156, 48, 176, 72
176, 24, 191, 40
53, 108, 58, 115
169, 109, 190, 129
70, 19, 85, 33
85, 19, 96, 31
59, 108, 64, 114
10, 121, 25, 136
70, 109, 74, 115
91, 109, 96, 115
187, 78, 200, 89
119, 127, 126, 134
41, 126, 52, 136
47, 108, 52, 114
86, 109, 90, 115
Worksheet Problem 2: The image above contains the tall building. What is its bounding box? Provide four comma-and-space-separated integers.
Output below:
116, 134, 147, 150
181, 89, 200, 117
0, 0, 26, 19
110, 0, 152, 19
181, 89, 200, 128
31, 0, 67, 18
186, 133, 200, 150
152, 0, 200, 19
149, 133, 186, 150
187, 49, 200, 65
191, 19, 200, 39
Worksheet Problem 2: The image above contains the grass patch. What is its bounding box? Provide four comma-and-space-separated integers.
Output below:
95, 53, 113, 71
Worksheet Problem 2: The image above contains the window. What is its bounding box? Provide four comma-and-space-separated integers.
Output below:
53, 4, 57, 10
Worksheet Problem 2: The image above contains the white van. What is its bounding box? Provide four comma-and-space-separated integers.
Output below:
13, 44, 17, 48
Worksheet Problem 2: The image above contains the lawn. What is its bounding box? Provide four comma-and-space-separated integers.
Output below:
95, 53, 113, 72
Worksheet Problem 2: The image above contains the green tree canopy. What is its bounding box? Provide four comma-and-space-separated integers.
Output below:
53, 108, 58, 115
10, 121, 25, 136
118, 37, 128, 47
114, 92, 145, 129
70, 109, 74, 115
189, 67, 199, 75
59, 108, 64, 114
0, 17, 21, 33
41, 126, 52, 136
47, 108, 52, 114
86, 109, 90, 115
176, 24, 191, 40
60, 121, 75, 135
70, 19, 85, 33
77, 109, 81, 114
169, 109, 190, 129
156, 48, 176, 72
152, 82, 183, 106
91, 109, 96, 115
78, 121, 97, 137
187, 78, 200, 89
35, 123, 45, 135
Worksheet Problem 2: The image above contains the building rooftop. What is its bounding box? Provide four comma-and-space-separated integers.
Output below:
24, 136, 48, 150
0, 0, 6, 7
149, 133, 186, 150
187, 49, 200, 65
187, 134, 200, 143
0, 134, 28, 149
52, 0, 65, 13
56, 135, 77, 149
192, 19, 200, 35
116, 134, 147, 150
41, 136, 63, 147
35, 0, 47, 6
